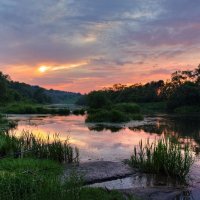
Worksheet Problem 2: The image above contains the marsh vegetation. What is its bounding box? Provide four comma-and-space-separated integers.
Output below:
86, 103, 143, 123
0, 103, 70, 115
0, 129, 138, 200
0, 130, 79, 163
129, 137, 194, 181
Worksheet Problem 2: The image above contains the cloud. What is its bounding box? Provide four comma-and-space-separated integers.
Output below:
0, 0, 200, 92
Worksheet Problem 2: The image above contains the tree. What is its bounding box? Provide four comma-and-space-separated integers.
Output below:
0, 72, 9, 102
87, 91, 111, 109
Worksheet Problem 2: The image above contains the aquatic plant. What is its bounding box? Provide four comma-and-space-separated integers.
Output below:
0, 131, 79, 163
129, 137, 194, 180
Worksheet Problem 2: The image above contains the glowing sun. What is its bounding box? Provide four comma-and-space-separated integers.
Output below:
38, 66, 50, 73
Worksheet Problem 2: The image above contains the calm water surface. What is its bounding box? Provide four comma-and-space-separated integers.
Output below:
8, 114, 200, 162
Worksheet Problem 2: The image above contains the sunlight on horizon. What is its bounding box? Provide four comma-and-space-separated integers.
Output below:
38, 66, 50, 73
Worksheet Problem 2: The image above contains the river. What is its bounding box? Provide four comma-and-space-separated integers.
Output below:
7, 113, 200, 199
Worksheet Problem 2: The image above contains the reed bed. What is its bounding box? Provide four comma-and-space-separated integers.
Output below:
129, 137, 194, 180
0, 131, 79, 163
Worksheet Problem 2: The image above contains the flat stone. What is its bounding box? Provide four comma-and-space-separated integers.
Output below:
63, 161, 135, 184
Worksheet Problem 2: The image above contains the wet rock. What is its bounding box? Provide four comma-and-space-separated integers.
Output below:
120, 187, 182, 200
63, 161, 135, 184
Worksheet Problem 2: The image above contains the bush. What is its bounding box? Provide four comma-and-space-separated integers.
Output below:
113, 103, 140, 113
139, 102, 167, 114
86, 109, 130, 123
87, 91, 111, 109
174, 106, 200, 114
72, 109, 85, 115
167, 83, 200, 111
86, 103, 143, 123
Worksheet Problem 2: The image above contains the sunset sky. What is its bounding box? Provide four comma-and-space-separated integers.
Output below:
0, 0, 200, 93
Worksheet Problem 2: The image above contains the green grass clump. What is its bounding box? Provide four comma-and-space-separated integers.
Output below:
0, 131, 79, 163
0, 158, 62, 176
129, 137, 194, 180
113, 103, 141, 113
2, 103, 70, 115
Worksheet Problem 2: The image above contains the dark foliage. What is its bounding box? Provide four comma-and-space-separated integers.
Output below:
81, 65, 200, 113
0, 71, 81, 105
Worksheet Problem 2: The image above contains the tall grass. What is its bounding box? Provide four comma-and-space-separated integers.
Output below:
129, 137, 194, 180
0, 131, 79, 163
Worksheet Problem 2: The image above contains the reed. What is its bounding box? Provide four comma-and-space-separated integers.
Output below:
0, 131, 79, 163
129, 137, 194, 180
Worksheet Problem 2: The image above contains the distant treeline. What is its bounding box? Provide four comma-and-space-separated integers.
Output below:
0, 72, 81, 105
77, 65, 200, 112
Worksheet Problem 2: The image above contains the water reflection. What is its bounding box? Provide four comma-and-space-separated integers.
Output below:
8, 114, 200, 161
132, 115, 200, 138
88, 124, 124, 132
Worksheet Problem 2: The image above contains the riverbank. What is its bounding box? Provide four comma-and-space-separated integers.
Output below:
2, 113, 200, 199
63, 160, 200, 200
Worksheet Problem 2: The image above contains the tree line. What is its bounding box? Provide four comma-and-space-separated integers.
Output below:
77, 65, 200, 112
0, 72, 81, 105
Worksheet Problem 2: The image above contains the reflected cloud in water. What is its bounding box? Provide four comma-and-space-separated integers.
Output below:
7, 114, 200, 161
